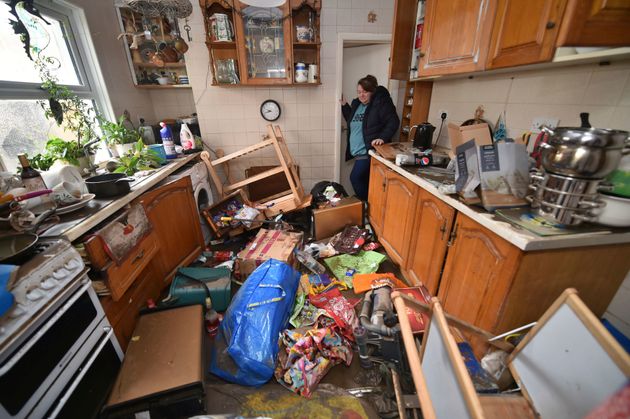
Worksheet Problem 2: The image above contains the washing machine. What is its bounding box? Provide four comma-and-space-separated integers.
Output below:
165, 161, 214, 244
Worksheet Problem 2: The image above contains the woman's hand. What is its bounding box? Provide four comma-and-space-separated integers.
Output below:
339, 95, 348, 106
371, 139, 384, 146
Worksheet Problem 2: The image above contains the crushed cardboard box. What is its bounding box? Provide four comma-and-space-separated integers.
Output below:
236, 228, 303, 279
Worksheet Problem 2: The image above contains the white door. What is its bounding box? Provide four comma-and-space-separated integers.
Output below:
340, 43, 395, 195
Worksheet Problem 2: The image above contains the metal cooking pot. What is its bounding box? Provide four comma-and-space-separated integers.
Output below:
540, 126, 630, 179
85, 173, 134, 198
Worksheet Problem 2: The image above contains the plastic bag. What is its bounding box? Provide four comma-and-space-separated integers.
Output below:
210, 258, 300, 386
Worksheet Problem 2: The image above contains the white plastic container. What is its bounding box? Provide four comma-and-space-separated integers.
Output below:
180, 123, 195, 150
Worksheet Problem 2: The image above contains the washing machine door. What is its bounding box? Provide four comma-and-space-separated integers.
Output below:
194, 183, 213, 243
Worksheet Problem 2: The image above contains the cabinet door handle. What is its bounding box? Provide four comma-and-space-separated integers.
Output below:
546, 21, 556, 29
447, 222, 458, 247
440, 220, 447, 241
132, 250, 145, 264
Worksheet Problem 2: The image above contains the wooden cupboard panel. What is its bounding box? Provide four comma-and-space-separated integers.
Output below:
406, 189, 455, 293
438, 214, 521, 336
496, 243, 630, 334
557, 0, 630, 46
368, 158, 388, 237
389, 0, 418, 80
418, 0, 494, 76
487, 0, 568, 69
380, 172, 418, 266
409, 81, 433, 128
137, 176, 205, 283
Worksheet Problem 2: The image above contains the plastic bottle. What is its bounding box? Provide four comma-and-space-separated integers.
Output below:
18, 154, 46, 192
295, 249, 326, 275
159, 122, 177, 159
180, 123, 195, 150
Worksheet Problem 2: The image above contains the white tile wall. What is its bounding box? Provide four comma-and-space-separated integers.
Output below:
184, 0, 393, 192
427, 60, 630, 149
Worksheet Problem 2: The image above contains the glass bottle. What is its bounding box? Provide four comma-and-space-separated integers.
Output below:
18, 154, 46, 192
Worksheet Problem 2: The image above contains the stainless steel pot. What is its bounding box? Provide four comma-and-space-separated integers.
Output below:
540, 126, 630, 179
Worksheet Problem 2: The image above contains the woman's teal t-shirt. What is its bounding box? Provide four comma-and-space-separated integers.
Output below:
349, 103, 368, 156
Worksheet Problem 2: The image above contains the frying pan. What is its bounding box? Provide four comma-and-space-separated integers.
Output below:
0, 233, 38, 264
85, 173, 135, 198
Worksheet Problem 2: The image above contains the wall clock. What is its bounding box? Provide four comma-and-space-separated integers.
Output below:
260, 99, 281, 121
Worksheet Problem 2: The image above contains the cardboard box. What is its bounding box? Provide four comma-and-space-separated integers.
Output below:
312, 196, 364, 240
237, 229, 303, 278
447, 122, 493, 158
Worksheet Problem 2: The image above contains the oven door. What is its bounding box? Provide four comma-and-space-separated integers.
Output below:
39, 317, 123, 419
0, 280, 104, 418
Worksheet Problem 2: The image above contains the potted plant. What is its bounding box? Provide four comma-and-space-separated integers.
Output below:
27, 137, 98, 172
100, 116, 142, 157
114, 139, 164, 175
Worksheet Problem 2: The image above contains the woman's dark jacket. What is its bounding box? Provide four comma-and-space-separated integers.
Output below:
341, 85, 399, 161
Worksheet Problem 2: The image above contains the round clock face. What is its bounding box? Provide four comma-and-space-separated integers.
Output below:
260, 99, 281, 121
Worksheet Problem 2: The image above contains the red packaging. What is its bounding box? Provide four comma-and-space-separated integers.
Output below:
395, 285, 431, 334
414, 22, 424, 49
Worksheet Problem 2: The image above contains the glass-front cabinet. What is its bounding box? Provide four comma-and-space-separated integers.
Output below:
199, 0, 321, 86
234, 2, 292, 85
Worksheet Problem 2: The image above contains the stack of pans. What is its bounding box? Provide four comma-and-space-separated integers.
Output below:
528, 127, 629, 225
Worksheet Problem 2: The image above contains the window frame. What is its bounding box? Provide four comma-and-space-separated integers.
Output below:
0, 0, 114, 170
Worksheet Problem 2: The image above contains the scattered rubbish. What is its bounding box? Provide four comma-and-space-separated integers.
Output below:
323, 251, 387, 288
310, 181, 348, 207
309, 287, 358, 342
311, 196, 362, 240
210, 259, 300, 387
162, 266, 232, 311
329, 225, 371, 255
362, 241, 380, 251
299, 273, 346, 295
352, 273, 407, 294
295, 248, 327, 275
236, 229, 303, 280
303, 242, 337, 258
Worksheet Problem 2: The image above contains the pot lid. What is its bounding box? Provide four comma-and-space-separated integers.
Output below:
547, 127, 629, 148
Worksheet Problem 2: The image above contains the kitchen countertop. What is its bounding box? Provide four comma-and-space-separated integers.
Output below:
41, 153, 199, 242
369, 151, 630, 251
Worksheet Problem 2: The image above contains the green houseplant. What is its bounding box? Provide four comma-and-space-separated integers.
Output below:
113, 139, 164, 175
100, 115, 142, 157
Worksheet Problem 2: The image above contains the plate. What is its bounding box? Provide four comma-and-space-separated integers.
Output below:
56, 193, 96, 215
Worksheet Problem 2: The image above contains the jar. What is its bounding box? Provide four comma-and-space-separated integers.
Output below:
295, 62, 307, 83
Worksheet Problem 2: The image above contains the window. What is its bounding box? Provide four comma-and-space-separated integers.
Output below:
0, 0, 113, 172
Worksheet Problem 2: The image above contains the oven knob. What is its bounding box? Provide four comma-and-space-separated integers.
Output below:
53, 268, 70, 280
64, 258, 81, 271
40, 277, 58, 290
26, 289, 44, 301
9, 305, 26, 319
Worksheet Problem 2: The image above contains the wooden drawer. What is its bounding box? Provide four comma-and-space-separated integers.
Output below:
105, 232, 159, 301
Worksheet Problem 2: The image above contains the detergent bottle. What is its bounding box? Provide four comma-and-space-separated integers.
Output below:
180, 123, 195, 150
159, 122, 177, 159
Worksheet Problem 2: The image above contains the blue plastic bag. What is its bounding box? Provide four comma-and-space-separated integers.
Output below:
210, 258, 300, 386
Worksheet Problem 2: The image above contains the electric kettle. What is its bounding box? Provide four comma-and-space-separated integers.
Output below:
411, 122, 435, 150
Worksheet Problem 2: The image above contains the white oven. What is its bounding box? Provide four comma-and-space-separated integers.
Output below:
0, 279, 123, 418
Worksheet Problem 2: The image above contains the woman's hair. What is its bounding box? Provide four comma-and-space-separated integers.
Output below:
358, 75, 378, 93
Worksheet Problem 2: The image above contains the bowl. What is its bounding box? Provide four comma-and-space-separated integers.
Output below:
156, 77, 171, 85
586, 192, 630, 227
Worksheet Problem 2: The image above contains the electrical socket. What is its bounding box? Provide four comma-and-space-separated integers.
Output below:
438, 109, 448, 120
531, 117, 559, 132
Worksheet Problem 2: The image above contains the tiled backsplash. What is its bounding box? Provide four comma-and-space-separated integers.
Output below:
428, 59, 630, 148
184, 0, 394, 192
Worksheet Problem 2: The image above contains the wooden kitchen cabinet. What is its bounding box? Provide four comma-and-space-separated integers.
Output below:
557, 0, 630, 46
437, 213, 522, 347
404, 189, 455, 295
486, 0, 568, 69
418, 0, 495, 76
368, 158, 388, 237
389, 0, 419, 80
380, 171, 419, 267
137, 176, 205, 283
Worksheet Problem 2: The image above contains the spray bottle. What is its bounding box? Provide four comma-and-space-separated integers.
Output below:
159, 122, 177, 159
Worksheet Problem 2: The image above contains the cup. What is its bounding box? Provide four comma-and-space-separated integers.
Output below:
296, 26, 314, 42
52, 181, 82, 206
308, 64, 318, 83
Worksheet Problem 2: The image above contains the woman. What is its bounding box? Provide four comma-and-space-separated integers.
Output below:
341, 75, 399, 201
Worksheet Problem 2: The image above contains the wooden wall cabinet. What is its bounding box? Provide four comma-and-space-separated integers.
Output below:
404, 189, 455, 295
418, 0, 495, 77
399, 81, 433, 142
486, 0, 568, 69
389, 0, 419, 80
556, 0, 630, 46
200, 0, 321, 86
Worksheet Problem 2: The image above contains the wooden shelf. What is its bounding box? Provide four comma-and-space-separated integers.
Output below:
293, 42, 320, 48
211, 81, 321, 87
132, 62, 186, 68
206, 41, 237, 49
136, 84, 192, 89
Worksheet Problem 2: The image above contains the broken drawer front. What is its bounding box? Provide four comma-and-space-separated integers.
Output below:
106, 232, 159, 301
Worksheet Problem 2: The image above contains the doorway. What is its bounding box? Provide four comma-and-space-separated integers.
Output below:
334, 33, 397, 195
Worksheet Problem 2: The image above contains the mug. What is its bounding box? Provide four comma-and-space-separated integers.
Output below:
52, 181, 82, 206
209, 13, 234, 42
296, 25, 314, 42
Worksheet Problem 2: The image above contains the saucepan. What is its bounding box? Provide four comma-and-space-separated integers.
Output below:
85, 173, 135, 198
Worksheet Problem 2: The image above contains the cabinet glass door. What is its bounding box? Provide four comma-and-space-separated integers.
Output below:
235, 2, 292, 84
